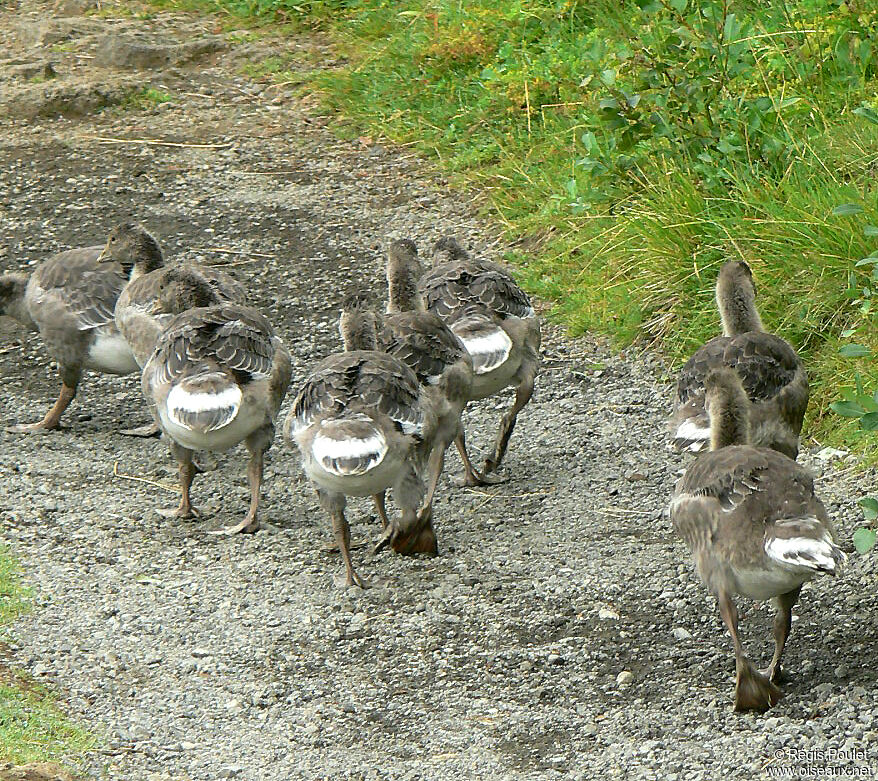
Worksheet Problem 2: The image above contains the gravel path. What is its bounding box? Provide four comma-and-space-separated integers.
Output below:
1, 4, 876, 780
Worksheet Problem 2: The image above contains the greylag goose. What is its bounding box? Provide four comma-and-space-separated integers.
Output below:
0, 223, 163, 432
669, 367, 845, 712
418, 236, 541, 485
672, 260, 808, 459
116, 262, 246, 368
141, 273, 291, 534
371, 239, 473, 543
285, 296, 437, 586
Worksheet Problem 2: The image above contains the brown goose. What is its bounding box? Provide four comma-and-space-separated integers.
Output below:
285, 299, 437, 587
672, 260, 808, 459
116, 263, 246, 369
0, 223, 163, 432
669, 367, 845, 713
360, 239, 474, 550
142, 274, 291, 534
418, 236, 541, 485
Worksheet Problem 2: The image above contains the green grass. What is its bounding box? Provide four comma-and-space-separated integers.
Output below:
121, 86, 175, 110
0, 547, 95, 765
142, 0, 878, 453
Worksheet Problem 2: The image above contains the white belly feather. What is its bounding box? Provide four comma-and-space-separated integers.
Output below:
86, 328, 139, 375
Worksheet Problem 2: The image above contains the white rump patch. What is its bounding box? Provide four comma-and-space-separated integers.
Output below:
87, 331, 139, 375
166, 384, 242, 431
674, 419, 710, 450
312, 430, 387, 476
765, 520, 847, 573
454, 327, 512, 375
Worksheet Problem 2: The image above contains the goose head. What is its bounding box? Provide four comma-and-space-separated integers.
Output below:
432, 236, 470, 266
704, 366, 752, 450
386, 238, 424, 314
157, 268, 223, 315
339, 289, 379, 351
0, 273, 34, 328
715, 260, 763, 336
100, 223, 164, 279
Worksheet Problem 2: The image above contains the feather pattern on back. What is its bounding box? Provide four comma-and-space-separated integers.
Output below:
28, 248, 125, 330
151, 305, 275, 388
378, 311, 469, 385
419, 260, 535, 323
291, 351, 423, 439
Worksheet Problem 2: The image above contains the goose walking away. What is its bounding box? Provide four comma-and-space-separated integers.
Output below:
368, 239, 473, 545
672, 260, 808, 459
0, 223, 163, 432
142, 272, 291, 534
285, 296, 437, 587
669, 367, 845, 712
418, 236, 540, 485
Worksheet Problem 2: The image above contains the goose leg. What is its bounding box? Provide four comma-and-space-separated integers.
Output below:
7, 381, 77, 433
213, 444, 264, 535
373, 491, 390, 529
421, 440, 447, 519
162, 442, 199, 519
484, 370, 535, 475
718, 590, 781, 712
454, 430, 503, 486
763, 586, 801, 683
318, 490, 366, 588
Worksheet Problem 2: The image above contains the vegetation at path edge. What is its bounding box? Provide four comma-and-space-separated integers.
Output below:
0, 547, 95, 764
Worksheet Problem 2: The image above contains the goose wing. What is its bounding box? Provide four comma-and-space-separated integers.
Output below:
291, 351, 423, 436
675, 445, 814, 514
30, 248, 124, 329
358, 351, 424, 436
677, 333, 801, 405
379, 312, 468, 385
152, 304, 275, 385
420, 262, 534, 321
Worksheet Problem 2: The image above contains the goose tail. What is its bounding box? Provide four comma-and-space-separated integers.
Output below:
312, 415, 388, 477
166, 365, 242, 433
451, 314, 512, 375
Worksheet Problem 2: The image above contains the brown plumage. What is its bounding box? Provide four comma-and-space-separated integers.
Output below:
286, 307, 436, 587
672, 260, 808, 459
418, 236, 540, 485
0, 224, 164, 432
670, 367, 845, 713
143, 300, 291, 533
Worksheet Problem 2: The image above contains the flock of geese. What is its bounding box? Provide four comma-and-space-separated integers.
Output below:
0, 226, 847, 713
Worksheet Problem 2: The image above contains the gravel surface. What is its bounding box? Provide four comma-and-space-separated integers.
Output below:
1, 3, 877, 780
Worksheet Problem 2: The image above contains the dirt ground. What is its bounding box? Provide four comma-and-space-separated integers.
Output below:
0, 3, 876, 780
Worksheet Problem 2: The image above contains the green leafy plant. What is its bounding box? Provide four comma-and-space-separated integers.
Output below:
830, 146, 878, 553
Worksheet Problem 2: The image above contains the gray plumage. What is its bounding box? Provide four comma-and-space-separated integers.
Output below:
143, 302, 291, 533
672, 261, 808, 459
0, 224, 163, 432
372, 239, 474, 550
670, 367, 844, 713
116, 263, 246, 367
417, 236, 540, 485
286, 328, 437, 587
